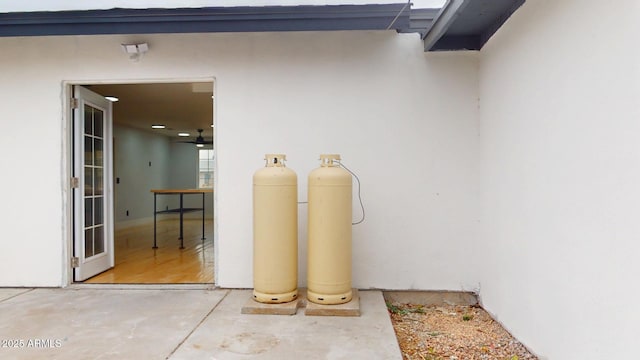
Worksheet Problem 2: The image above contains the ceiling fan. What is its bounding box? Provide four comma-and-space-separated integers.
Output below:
178, 129, 213, 146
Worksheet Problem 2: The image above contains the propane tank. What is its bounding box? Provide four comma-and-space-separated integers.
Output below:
253, 154, 298, 303
307, 154, 353, 305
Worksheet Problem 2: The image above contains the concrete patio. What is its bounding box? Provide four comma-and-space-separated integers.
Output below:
0, 287, 402, 359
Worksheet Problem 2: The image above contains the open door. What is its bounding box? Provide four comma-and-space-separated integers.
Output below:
72, 85, 114, 281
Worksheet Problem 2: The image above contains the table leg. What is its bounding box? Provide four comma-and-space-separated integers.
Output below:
153, 193, 158, 249
201, 192, 206, 240
179, 193, 184, 249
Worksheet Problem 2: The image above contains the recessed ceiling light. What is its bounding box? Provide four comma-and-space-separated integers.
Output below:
211, 124, 214, 128
178, 132, 190, 137
105, 96, 119, 102
151, 125, 166, 129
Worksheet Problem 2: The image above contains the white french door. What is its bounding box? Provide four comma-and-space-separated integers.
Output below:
72, 85, 114, 281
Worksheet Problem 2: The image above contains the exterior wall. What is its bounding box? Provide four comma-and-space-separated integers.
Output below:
478, 0, 640, 358
0, 31, 480, 289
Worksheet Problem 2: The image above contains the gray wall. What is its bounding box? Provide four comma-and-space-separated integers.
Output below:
169, 142, 214, 215
114, 125, 171, 223
114, 125, 213, 224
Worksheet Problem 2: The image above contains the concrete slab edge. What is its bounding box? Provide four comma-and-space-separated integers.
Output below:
382, 290, 478, 306
66, 284, 218, 290
0, 288, 34, 303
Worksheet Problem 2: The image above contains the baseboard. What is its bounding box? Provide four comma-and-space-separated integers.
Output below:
114, 217, 154, 230
115, 213, 213, 230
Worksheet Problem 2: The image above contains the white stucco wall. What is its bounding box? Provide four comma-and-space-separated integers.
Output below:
0, 31, 479, 289
478, 0, 640, 358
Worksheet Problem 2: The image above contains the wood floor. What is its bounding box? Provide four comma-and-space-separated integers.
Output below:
85, 218, 214, 284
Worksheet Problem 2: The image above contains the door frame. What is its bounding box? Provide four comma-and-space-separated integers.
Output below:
61, 77, 218, 286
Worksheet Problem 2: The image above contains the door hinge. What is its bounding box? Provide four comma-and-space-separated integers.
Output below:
70, 98, 79, 109
71, 257, 79, 268
71, 177, 79, 188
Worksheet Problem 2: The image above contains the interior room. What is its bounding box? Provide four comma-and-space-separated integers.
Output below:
80, 82, 215, 284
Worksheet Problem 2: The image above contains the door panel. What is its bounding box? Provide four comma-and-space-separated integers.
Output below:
73, 85, 114, 281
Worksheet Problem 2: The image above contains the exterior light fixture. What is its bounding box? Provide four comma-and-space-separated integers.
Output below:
121, 42, 149, 62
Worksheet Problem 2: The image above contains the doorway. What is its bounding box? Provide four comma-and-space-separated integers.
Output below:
69, 81, 216, 284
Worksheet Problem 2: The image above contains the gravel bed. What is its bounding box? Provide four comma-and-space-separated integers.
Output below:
387, 302, 538, 360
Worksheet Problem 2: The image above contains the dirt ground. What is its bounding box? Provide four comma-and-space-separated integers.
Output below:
387, 302, 537, 360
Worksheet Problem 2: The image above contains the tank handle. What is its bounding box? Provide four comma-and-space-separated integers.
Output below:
319, 154, 341, 167
265, 154, 287, 167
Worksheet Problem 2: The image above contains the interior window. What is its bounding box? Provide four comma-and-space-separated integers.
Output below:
198, 149, 214, 188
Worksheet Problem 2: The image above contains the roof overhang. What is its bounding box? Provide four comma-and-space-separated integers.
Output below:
0, 4, 412, 37
423, 0, 526, 51
0, 1, 525, 51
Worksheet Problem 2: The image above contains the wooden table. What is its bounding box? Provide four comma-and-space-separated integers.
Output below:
150, 189, 213, 249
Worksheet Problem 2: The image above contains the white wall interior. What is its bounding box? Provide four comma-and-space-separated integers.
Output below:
478, 0, 640, 358
0, 30, 479, 290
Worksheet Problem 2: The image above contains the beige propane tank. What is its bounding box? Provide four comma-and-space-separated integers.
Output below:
253, 154, 298, 303
307, 154, 353, 305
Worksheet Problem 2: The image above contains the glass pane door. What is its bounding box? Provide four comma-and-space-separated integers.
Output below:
73, 85, 113, 282
83, 104, 106, 259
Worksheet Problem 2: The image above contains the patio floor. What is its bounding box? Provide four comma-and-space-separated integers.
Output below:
0, 287, 402, 359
